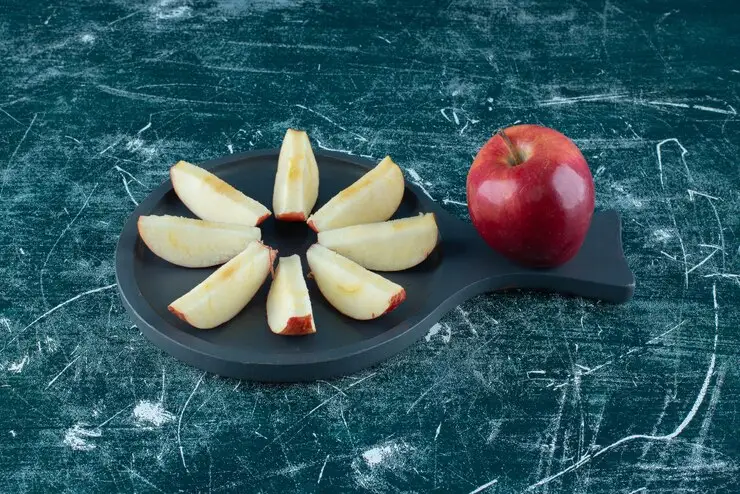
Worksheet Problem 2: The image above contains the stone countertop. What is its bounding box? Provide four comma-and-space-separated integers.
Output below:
1, 1, 738, 492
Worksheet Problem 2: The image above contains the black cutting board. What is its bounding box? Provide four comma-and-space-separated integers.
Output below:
115, 149, 635, 382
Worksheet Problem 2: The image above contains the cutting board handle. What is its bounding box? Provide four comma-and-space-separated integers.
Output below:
441, 210, 635, 304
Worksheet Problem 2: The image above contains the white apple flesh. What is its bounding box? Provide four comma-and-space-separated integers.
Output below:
168, 241, 276, 329
170, 160, 271, 227
138, 215, 261, 268
272, 129, 320, 221
317, 213, 439, 271
266, 255, 316, 335
306, 156, 404, 232
306, 244, 405, 320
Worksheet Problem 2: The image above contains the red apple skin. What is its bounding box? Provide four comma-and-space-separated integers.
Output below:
466, 124, 595, 268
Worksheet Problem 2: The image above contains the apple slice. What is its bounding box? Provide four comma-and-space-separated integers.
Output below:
317, 213, 439, 271
306, 244, 405, 320
273, 129, 320, 222
266, 255, 316, 335
138, 215, 261, 268
168, 241, 276, 329
306, 156, 404, 232
170, 160, 271, 226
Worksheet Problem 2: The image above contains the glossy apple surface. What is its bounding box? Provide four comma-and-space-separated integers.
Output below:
466, 124, 595, 268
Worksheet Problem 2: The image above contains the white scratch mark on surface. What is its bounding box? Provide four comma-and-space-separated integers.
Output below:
0, 113, 37, 199
469, 478, 498, 493
434, 422, 442, 441
99, 136, 124, 155
407, 168, 422, 181
9, 430, 16, 437
406, 168, 434, 200
692, 105, 736, 115
0, 318, 11, 333
671, 214, 689, 289
687, 189, 719, 201
656, 138, 691, 187
120, 177, 138, 205
40, 183, 100, 307
553, 320, 686, 390
133, 400, 175, 427
295, 104, 368, 142
704, 273, 740, 281
539, 93, 626, 106
345, 372, 377, 389
46, 355, 82, 389
456, 306, 478, 335
114, 165, 144, 205
136, 121, 152, 135
113, 165, 144, 186
660, 251, 678, 261
406, 379, 444, 413
656, 139, 691, 287
686, 248, 720, 275
698, 244, 723, 251
648, 100, 690, 109
692, 361, 727, 462
227, 144, 234, 154
317, 454, 329, 484
314, 138, 375, 159
97, 405, 130, 428
688, 190, 726, 269
442, 198, 466, 206
315, 138, 352, 154
375, 35, 392, 44
63, 423, 101, 451
7, 355, 29, 373
178, 371, 206, 472
640, 386, 674, 459
106, 9, 145, 27
440, 108, 451, 122
122, 466, 165, 493
526, 286, 720, 491
628, 489, 647, 494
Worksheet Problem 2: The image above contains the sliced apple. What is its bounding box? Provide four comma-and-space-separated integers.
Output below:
138, 215, 261, 268
170, 160, 271, 226
306, 156, 404, 232
168, 241, 276, 329
306, 244, 405, 320
317, 213, 439, 271
273, 129, 320, 222
266, 255, 316, 335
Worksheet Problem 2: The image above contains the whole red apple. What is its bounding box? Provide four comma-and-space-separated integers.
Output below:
466, 124, 595, 268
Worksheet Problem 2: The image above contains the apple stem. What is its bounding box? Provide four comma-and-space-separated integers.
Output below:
497, 128, 524, 166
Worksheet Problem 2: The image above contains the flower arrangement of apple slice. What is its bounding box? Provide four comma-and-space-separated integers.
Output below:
137, 128, 440, 334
